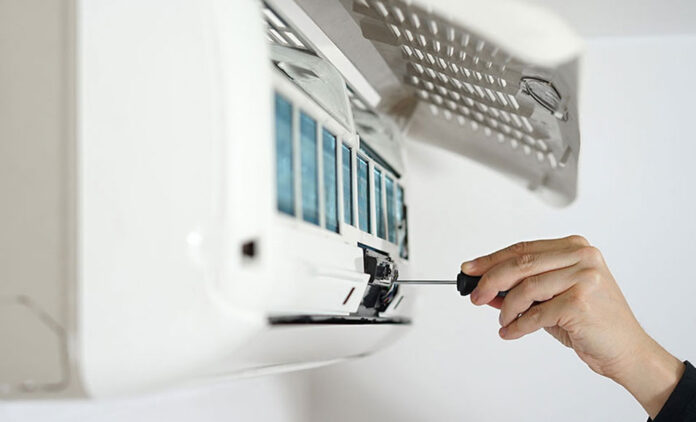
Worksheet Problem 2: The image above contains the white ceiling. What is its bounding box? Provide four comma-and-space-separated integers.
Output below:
518, 0, 696, 38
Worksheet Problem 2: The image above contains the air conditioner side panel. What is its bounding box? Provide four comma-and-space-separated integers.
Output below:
77, 0, 265, 396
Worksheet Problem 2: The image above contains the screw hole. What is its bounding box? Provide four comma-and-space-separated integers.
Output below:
241, 240, 256, 258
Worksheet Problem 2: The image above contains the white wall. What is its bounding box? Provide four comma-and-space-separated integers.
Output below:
3, 31, 695, 422
0, 373, 310, 422
524, 0, 696, 37
305, 35, 696, 422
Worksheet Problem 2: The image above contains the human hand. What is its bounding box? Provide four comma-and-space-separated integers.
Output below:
461, 235, 684, 418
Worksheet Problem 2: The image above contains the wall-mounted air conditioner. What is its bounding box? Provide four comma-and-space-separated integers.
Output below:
0, 0, 581, 398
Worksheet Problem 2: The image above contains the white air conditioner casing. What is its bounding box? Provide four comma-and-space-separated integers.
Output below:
0, 0, 581, 398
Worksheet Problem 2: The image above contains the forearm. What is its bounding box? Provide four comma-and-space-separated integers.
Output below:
611, 336, 685, 419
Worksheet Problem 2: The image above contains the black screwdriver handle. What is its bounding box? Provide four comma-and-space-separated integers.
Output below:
456, 271, 508, 297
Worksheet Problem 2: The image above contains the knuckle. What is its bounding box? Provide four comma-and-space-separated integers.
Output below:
514, 253, 536, 270
566, 235, 590, 247
520, 276, 538, 297
578, 268, 602, 287
509, 241, 529, 255
578, 246, 603, 264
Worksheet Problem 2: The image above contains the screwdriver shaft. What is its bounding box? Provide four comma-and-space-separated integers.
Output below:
393, 280, 456, 285
395, 273, 507, 298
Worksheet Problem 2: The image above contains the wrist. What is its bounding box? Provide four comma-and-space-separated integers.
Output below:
612, 336, 684, 419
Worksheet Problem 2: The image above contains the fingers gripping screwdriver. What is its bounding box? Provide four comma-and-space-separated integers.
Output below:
394, 272, 509, 297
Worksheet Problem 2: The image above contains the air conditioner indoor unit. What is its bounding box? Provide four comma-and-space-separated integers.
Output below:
0, 0, 582, 398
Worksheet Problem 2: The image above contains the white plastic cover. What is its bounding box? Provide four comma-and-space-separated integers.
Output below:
296, 0, 583, 205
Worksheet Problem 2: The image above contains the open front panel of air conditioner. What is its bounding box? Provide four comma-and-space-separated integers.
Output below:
294, 0, 582, 205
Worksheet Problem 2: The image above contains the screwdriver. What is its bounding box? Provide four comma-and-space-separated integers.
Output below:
394, 272, 509, 297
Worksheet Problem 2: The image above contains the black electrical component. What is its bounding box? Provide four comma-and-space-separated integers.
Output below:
356, 245, 400, 315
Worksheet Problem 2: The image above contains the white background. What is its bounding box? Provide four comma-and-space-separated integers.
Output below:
3, 5, 696, 422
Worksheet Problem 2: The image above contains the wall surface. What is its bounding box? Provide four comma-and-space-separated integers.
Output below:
2, 28, 696, 422
525, 0, 696, 37
0, 373, 309, 422
305, 35, 696, 422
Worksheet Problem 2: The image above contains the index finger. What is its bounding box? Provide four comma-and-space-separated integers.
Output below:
461, 235, 589, 276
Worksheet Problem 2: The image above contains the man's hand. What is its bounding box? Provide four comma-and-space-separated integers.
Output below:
461, 235, 684, 419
